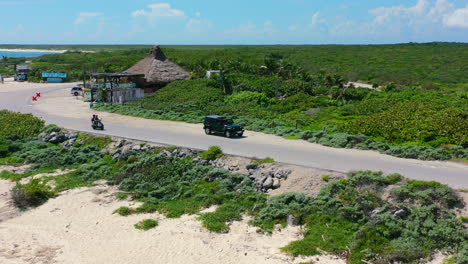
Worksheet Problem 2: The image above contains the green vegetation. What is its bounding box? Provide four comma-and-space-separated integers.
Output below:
0, 114, 466, 263
80, 45, 466, 161
134, 219, 159, 230
113, 206, 134, 216
0, 110, 45, 141
199, 146, 224, 161
11, 179, 56, 208
3, 43, 467, 88
116, 192, 129, 200
459, 216, 468, 223
74, 133, 112, 149
321, 174, 331, 182
252, 157, 275, 164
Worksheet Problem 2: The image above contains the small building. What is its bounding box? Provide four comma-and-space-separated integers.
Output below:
206, 70, 222, 79
126, 45, 190, 90
14, 65, 31, 82
83, 72, 145, 103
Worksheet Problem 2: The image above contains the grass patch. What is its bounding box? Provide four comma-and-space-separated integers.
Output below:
113, 206, 135, 216
74, 133, 112, 149
282, 214, 358, 256
0, 168, 56, 182
252, 157, 275, 164
284, 135, 301, 140
134, 219, 158, 230
199, 146, 223, 161
116, 192, 130, 200
459, 216, 468, 223
321, 174, 331, 182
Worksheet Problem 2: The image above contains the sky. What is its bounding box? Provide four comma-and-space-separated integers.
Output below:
0, 0, 467, 44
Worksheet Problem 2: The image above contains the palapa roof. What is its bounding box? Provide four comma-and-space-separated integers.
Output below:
126, 45, 189, 87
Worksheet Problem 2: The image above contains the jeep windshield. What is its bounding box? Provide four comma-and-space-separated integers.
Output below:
224, 119, 234, 125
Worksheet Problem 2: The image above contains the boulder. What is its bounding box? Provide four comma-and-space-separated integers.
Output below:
262, 177, 274, 189
246, 163, 259, 170
287, 214, 299, 226
273, 178, 281, 189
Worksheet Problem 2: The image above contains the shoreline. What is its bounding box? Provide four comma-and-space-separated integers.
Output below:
0, 48, 66, 53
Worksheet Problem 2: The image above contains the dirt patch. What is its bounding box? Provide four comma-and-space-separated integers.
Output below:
0, 165, 31, 174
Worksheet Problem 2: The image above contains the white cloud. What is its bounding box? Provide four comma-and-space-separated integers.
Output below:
74, 12, 102, 25
185, 18, 213, 33
132, 3, 185, 18
444, 6, 468, 28
310, 12, 325, 27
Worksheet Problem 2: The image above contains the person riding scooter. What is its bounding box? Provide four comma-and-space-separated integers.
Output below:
91, 115, 104, 130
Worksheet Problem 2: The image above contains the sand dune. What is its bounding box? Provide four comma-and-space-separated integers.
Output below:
0, 181, 343, 264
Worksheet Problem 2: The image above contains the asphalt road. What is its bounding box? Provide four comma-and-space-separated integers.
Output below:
1, 83, 467, 188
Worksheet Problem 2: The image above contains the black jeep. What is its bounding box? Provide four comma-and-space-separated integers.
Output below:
204, 115, 245, 138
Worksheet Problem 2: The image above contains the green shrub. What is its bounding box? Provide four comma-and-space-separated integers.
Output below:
41, 124, 62, 134
116, 192, 129, 200
113, 206, 134, 216
251, 193, 313, 231
392, 180, 463, 209
134, 219, 158, 230
11, 179, 56, 208
74, 133, 112, 149
199, 146, 224, 161
321, 174, 331, 182
0, 110, 45, 140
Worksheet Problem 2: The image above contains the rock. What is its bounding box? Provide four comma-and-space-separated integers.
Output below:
371, 208, 382, 216
273, 178, 281, 189
69, 133, 79, 139
121, 145, 133, 155
131, 145, 142, 151
248, 169, 256, 176
246, 163, 259, 170
252, 170, 268, 185
393, 209, 407, 218
273, 169, 291, 179
112, 153, 121, 160
100, 149, 110, 155
117, 139, 127, 148
287, 214, 299, 226
262, 177, 274, 189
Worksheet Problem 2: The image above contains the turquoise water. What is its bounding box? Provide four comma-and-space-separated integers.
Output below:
0, 50, 62, 58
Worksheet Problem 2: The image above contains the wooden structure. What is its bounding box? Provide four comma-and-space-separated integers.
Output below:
84, 72, 145, 103
14, 65, 30, 81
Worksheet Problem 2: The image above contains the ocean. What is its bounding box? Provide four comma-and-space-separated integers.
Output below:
0, 50, 63, 58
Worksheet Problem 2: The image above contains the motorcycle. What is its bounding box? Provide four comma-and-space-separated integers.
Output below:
92, 119, 104, 130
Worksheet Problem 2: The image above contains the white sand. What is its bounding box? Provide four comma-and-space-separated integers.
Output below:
0, 183, 344, 264
0, 78, 79, 93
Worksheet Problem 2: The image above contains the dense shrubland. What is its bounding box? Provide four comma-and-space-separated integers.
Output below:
0, 111, 465, 263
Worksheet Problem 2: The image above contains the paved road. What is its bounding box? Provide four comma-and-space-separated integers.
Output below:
1, 83, 467, 188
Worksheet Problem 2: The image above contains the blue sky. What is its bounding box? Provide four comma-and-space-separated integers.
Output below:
0, 0, 467, 44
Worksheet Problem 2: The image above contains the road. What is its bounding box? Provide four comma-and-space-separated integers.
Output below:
0, 82, 467, 188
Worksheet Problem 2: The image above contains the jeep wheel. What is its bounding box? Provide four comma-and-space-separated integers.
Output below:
225, 131, 232, 138
204, 127, 211, 135
74, 92, 79, 96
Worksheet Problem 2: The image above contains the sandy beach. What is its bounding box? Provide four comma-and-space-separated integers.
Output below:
0, 177, 344, 264
0, 49, 66, 53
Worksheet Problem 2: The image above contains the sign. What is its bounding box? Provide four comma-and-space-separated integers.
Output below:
42, 72, 67, 78
47, 78, 64, 83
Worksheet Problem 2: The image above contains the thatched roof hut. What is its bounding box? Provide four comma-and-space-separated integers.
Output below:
126, 45, 189, 88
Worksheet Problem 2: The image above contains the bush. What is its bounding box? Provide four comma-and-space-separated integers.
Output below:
113, 206, 134, 216
0, 110, 45, 140
11, 179, 55, 208
392, 180, 463, 209
199, 146, 223, 161
252, 157, 275, 164
251, 193, 313, 231
134, 219, 158, 230
41, 124, 62, 134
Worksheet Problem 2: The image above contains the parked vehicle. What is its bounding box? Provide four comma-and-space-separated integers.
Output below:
71, 87, 82, 96
203, 115, 244, 138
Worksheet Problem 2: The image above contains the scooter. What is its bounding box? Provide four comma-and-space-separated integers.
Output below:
92, 119, 104, 130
